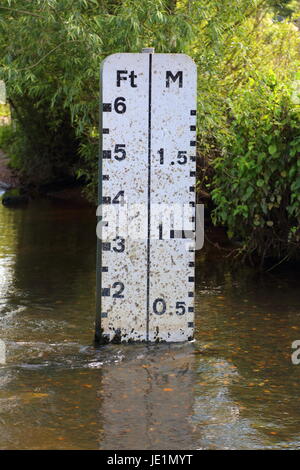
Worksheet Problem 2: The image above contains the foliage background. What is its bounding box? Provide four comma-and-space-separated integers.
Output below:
0, 0, 300, 264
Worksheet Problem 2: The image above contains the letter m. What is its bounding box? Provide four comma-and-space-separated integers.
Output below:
166, 71, 183, 88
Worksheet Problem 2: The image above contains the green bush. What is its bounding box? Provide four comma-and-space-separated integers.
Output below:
0, 105, 79, 186
211, 76, 300, 263
0, 124, 13, 148
0, 104, 9, 117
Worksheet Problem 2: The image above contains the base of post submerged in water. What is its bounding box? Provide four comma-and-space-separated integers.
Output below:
95, 49, 197, 344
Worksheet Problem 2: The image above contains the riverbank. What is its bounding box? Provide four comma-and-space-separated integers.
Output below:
0, 148, 91, 206
0, 149, 19, 189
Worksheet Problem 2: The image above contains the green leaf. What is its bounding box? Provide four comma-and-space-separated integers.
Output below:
256, 179, 264, 188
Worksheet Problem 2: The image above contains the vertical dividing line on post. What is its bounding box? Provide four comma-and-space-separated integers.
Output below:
95, 63, 104, 343
146, 53, 152, 342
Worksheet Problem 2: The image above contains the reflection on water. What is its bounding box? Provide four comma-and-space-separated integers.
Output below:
0, 199, 300, 449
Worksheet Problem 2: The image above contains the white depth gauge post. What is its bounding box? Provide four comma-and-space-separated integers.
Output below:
96, 50, 197, 343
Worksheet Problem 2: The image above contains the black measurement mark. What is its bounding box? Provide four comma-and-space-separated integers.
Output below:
188, 292, 194, 297
101, 312, 108, 318
102, 175, 109, 181
102, 196, 111, 204
189, 201, 195, 207
190, 125, 196, 131
103, 128, 109, 134
190, 186, 195, 192
190, 110, 196, 116
190, 141, 196, 147
188, 307, 194, 313
102, 266, 108, 272
159, 223, 163, 240
188, 322, 194, 328
146, 53, 152, 342
102, 288, 110, 297
188, 277, 195, 282
190, 156, 196, 162
102, 242, 111, 251
190, 171, 196, 177
158, 148, 164, 164
171, 230, 182, 238
189, 262, 195, 267
103, 103, 112, 112
170, 230, 194, 239
103, 150, 111, 159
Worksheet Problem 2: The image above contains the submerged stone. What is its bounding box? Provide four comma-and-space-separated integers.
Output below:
1, 189, 28, 207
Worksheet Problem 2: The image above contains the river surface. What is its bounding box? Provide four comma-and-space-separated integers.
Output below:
0, 197, 300, 449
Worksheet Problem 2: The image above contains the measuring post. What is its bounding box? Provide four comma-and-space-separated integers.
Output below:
96, 51, 197, 343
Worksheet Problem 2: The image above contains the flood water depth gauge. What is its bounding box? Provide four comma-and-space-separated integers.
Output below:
96, 50, 197, 343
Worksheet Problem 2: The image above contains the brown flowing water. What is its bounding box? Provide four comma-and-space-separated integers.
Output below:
0, 196, 300, 449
